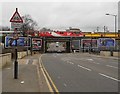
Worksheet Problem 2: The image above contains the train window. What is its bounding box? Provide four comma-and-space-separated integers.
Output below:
60, 32, 64, 34
74, 32, 80, 34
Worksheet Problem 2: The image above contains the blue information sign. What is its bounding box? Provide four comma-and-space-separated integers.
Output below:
5, 36, 31, 48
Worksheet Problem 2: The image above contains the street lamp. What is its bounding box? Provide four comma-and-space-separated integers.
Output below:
106, 13, 117, 52
90, 31, 94, 53
106, 13, 117, 37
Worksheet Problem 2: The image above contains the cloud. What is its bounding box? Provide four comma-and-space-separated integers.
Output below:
1, 2, 118, 31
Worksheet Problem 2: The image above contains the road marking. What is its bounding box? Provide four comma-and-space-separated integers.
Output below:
39, 57, 54, 93
99, 73, 120, 82
77, 65, 92, 71
42, 63, 60, 93
66, 61, 74, 65
40, 55, 59, 94
106, 65, 118, 69
69, 62, 74, 65
87, 59, 93, 61
63, 83, 67, 87
91, 62, 100, 64
26, 59, 29, 64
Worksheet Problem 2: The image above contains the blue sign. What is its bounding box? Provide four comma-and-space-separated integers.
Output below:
98, 38, 115, 47
5, 36, 31, 48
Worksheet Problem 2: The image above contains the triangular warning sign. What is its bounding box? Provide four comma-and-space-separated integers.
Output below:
10, 8, 23, 23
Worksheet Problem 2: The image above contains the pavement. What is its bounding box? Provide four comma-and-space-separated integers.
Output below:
2, 53, 49, 93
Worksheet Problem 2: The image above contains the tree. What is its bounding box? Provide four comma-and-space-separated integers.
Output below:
0, 26, 10, 31
20, 14, 38, 36
40, 27, 52, 32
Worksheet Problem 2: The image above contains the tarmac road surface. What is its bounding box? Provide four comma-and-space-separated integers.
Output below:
41, 53, 119, 92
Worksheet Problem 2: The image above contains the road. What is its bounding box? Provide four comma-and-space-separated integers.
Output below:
41, 53, 119, 92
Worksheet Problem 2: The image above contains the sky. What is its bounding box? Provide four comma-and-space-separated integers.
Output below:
0, 1, 119, 32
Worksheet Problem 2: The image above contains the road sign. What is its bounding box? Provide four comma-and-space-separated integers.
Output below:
10, 8, 23, 23
5, 36, 31, 48
11, 22, 22, 29
10, 8, 23, 79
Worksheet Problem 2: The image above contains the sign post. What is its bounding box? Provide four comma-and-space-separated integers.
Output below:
10, 8, 23, 79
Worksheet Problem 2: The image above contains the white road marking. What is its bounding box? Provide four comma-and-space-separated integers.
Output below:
63, 83, 67, 87
26, 59, 29, 64
69, 62, 74, 65
87, 59, 93, 61
78, 65, 92, 71
99, 73, 119, 82
66, 61, 74, 65
91, 62, 100, 64
106, 65, 118, 69
21, 81, 24, 84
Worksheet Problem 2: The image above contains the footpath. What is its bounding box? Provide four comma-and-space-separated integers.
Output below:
2, 53, 49, 93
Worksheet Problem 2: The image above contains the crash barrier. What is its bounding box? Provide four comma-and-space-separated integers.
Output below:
100, 51, 119, 57
0, 53, 11, 68
18, 50, 31, 59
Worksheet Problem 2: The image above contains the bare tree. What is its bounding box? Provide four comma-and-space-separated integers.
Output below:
0, 26, 10, 31
20, 14, 38, 36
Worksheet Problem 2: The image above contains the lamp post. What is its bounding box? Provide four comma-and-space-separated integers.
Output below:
106, 13, 117, 37
90, 31, 94, 54
106, 13, 117, 51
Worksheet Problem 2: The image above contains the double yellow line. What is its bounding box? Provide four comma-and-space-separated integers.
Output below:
39, 55, 60, 94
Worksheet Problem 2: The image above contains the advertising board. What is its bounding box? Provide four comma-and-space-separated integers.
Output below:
81, 39, 98, 48
32, 38, 42, 50
98, 38, 115, 47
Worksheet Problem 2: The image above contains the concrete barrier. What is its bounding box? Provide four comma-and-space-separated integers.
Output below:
100, 51, 111, 56
0, 53, 11, 68
113, 52, 120, 57
17, 50, 31, 59
0, 50, 31, 68
18, 51, 27, 59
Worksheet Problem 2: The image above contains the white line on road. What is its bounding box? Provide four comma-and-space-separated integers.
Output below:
87, 59, 93, 61
66, 61, 74, 65
106, 65, 118, 69
92, 62, 100, 64
77, 65, 92, 71
26, 59, 29, 64
63, 83, 67, 87
87, 61, 100, 64
99, 73, 120, 82
69, 62, 74, 65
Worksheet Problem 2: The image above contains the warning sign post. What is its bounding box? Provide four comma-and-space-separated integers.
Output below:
10, 8, 23, 79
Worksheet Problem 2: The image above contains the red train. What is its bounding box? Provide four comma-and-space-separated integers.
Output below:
37, 31, 84, 37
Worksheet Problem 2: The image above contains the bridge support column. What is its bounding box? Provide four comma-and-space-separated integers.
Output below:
66, 41, 71, 53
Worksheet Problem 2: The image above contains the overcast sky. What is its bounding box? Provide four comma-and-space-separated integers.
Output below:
1, 2, 118, 32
